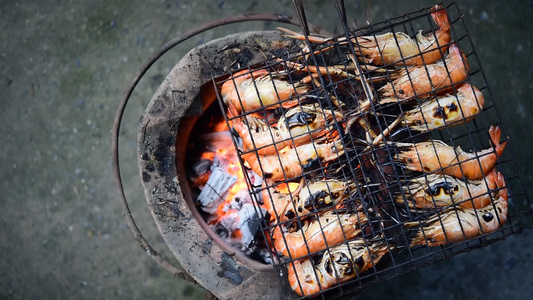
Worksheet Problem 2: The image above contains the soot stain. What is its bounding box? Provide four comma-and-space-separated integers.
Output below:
216, 252, 243, 285
149, 99, 165, 115
145, 163, 155, 172
159, 135, 175, 147
152, 146, 167, 162
152, 142, 173, 177
235, 47, 253, 67
142, 171, 151, 182
200, 239, 213, 255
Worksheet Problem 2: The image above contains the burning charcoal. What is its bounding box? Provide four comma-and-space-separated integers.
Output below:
189, 158, 213, 188
238, 203, 267, 248
224, 188, 254, 212
212, 223, 230, 240
196, 166, 237, 214
250, 248, 273, 265
192, 158, 212, 176
218, 211, 240, 234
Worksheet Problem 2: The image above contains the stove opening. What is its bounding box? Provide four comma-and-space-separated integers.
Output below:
180, 83, 272, 266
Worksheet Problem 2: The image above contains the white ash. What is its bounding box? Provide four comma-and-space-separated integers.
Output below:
218, 210, 240, 234
223, 188, 251, 212
197, 166, 237, 214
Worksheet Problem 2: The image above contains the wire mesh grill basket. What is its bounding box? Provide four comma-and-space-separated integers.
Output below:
211, 2, 532, 298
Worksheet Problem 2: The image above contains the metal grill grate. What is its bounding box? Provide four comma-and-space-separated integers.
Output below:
212, 2, 532, 298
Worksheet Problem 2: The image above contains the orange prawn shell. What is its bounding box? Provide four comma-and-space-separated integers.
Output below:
221, 69, 306, 117
403, 83, 484, 131
357, 5, 451, 66
277, 103, 345, 144
243, 138, 344, 182
287, 241, 388, 296
397, 126, 507, 180
380, 43, 470, 100
272, 211, 365, 258
441, 125, 507, 179
232, 116, 288, 155
402, 169, 504, 209
410, 189, 508, 247
288, 258, 328, 297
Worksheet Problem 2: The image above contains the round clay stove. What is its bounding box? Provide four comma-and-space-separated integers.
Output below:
137, 31, 302, 300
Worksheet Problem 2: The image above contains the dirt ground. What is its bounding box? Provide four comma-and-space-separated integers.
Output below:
1, 1, 532, 299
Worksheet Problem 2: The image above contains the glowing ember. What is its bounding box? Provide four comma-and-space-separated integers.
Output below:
192, 121, 267, 257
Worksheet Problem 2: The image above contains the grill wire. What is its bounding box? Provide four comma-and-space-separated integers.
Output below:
213, 2, 532, 299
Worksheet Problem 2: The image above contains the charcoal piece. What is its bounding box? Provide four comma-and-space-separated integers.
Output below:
197, 166, 237, 213
193, 158, 213, 176
218, 211, 240, 234
238, 203, 266, 247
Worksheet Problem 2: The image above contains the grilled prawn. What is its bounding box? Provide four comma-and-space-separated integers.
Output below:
221, 69, 308, 118
395, 126, 507, 179
277, 103, 345, 143
243, 138, 344, 182
272, 210, 367, 258
407, 187, 508, 247
278, 5, 449, 66
262, 178, 355, 222
232, 116, 285, 155
288, 239, 389, 296
232, 103, 344, 156
291, 178, 355, 217
379, 43, 469, 101
399, 169, 507, 209
403, 83, 484, 131
356, 5, 451, 66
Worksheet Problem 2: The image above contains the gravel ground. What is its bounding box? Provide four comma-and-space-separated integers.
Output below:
1, 1, 532, 299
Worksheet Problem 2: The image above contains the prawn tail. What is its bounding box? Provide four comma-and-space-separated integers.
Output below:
488, 125, 508, 157
431, 5, 451, 31
448, 44, 470, 72
495, 171, 509, 201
